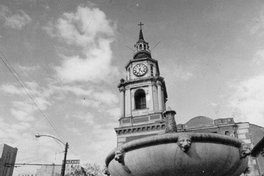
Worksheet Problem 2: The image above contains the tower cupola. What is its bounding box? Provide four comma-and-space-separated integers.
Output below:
133, 22, 151, 59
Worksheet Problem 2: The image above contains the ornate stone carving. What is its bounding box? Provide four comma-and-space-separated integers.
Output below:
177, 134, 192, 152
240, 143, 251, 158
119, 86, 125, 92
116, 123, 165, 135
114, 149, 125, 163
114, 148, 133, 174
103, 165, 110, 176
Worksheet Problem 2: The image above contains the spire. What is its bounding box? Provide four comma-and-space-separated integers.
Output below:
138, 22, 144, 41
134, 22, 151, 59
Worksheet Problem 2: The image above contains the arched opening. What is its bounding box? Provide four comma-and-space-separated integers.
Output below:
135, 89, 146, 109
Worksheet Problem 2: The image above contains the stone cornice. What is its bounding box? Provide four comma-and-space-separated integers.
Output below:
115, 123, 165, 136
117, 76, 165, 89
125, 57, 158, 70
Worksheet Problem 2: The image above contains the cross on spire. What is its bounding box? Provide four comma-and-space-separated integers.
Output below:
138, 22, 144, 30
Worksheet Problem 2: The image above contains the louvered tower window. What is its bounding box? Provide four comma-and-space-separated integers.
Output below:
135, 89, 146, 109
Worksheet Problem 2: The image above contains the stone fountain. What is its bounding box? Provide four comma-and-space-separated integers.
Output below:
105, 109, 250, 176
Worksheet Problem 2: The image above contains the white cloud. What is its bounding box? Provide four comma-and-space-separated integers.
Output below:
1, 82, 42, 96
45, 5, 119, 83
253, 49, 264, 65
163, 64, 194, 82
69, 127, 83, 136
48, 84, 93, 98
17, 65, 40, 72
106, 107, 120, 117
10, 109, 35, 122
77, 90, 118, 109
93, 91, 118, 105
1, 84, 25, 95
55, 38, 118, 83
229, 75, 264, 125
48, 84, 118, 109
50, 6, 115, 46
79, 98, 101, 108
76, 112, 96, 125
0, 5, 31, 30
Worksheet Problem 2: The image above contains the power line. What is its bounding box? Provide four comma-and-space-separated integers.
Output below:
5, 163, 62, 167
0, 50, 78, 157
14, 167, 34, 175
0, 50, 65, 143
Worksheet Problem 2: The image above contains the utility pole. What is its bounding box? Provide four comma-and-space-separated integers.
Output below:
61, 142, 69, 176
35, 134, 69, 176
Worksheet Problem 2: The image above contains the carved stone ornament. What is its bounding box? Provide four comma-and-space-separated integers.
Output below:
103, 165, 110, 176
177, 134, 192, 152
240, 143, 251, 158
114, 148, 125, 163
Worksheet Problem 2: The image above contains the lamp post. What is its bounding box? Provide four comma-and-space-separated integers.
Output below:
35, 134, 68, 176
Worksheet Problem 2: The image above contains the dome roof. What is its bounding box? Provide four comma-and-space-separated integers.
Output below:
185, 116, 214, 129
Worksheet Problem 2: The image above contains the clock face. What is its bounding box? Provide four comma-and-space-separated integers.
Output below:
133, 63, 148, 76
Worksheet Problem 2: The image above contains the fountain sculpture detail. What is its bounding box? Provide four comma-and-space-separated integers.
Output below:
105, 109, 250, 176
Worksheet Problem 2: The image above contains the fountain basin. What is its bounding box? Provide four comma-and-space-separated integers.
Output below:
105, 133, 248, 176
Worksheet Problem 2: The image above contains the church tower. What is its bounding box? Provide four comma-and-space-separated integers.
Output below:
115, 23, 168, 146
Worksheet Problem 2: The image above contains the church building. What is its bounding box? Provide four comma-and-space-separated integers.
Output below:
114, 24, 264, 176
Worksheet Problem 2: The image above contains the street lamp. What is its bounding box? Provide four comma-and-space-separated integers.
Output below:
35, 134, 68, 176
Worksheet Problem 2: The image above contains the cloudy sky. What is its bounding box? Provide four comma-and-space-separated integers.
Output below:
1, 0, 264, 175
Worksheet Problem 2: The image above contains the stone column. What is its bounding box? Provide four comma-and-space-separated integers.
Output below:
162, 108, 177, 133
157, 81, 163, 112
119, 86, 125, 117
148, 84, 154, 112
125, 88, 132, 116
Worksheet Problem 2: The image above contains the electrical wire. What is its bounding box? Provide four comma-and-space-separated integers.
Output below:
0, 50, 65, 143
14, 167, 34, 175
0, 50, 78, 157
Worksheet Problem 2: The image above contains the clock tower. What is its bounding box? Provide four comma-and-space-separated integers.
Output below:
115, 23, 168, 146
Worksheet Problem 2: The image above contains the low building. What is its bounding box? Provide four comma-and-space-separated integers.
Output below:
0, 143, 18, 176
65, 159, 80, 176
35, 164, 61, 176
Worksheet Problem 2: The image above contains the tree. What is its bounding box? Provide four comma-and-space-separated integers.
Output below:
67, 163, 104, 176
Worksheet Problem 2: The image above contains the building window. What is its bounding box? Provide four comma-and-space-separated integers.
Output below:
135, 89, 146, 109
150, 64, 154, 76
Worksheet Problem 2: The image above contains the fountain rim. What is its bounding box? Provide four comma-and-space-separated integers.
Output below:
105, 132, 243, 166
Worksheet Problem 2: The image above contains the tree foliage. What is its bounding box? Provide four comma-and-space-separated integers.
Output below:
66, 163, 104, 176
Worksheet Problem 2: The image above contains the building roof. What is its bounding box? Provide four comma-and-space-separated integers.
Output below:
185, 116, 214, 129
